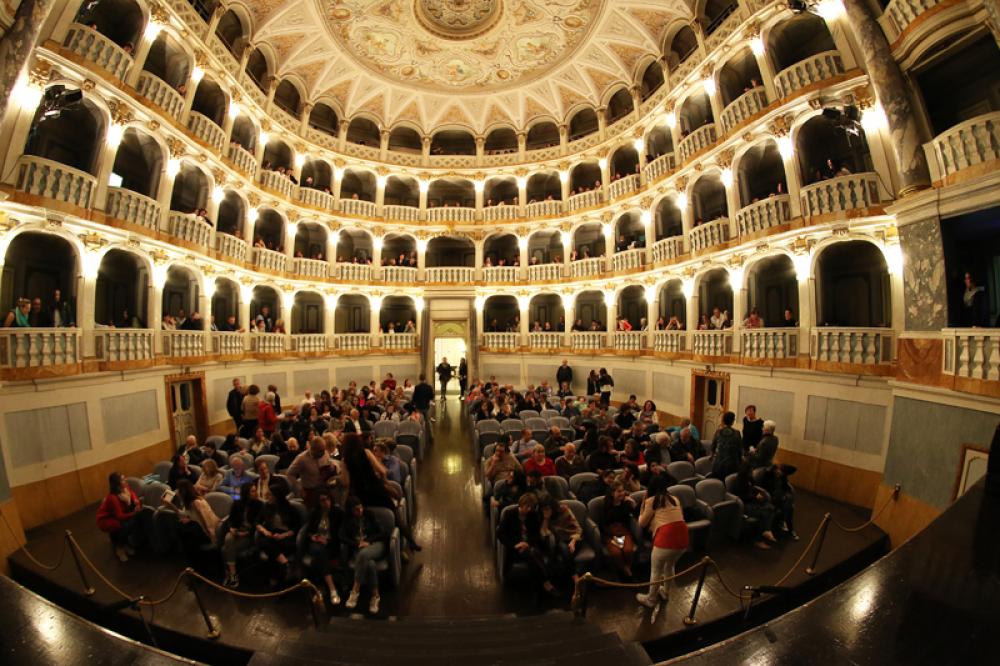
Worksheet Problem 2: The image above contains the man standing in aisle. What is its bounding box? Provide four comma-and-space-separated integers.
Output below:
227, 378, 244, 432
556, 359, 573, 394
597, 367, 614, 407
436, 357, 454, 400
413, 374, 435, 444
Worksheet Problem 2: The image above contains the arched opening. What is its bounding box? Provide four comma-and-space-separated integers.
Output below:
94, 250, 148, 327
657, 280, 686, 327
251, 285, 280, 329
569, 161, 601, 194
110, 128, 162, 197
484, 295, 518, 332
703, 0, 739, 35
293, 222, 327, 260
381, 233, 416, 266
527, 171, 561, 202
388, 126, 422, 153
718, 49, 763, 107
529, 293, 564, 331
24, 87, 103, 174
191, 78, 227, 126
913, 33, 1000, 136
614, 211, 646, 251
230, 115, 256, 153
337, 229, 373, 263
815, 241, 890, 327
346, 117, 380, 147
484, 177, 517, 207
646, 126, 675, 160
526, 121, 559, 150
747, 255, 798, 326
169, 163, 209, 214
568, 107, 598, 140
484, 127, 517, 154
261, 138, 292, 171
291, 292, 324, 334
738, 141, 787, 206
426, 236, 475, 267
253, 208, 285, 251
214, 9, 247, 58
216, 191, 245, 237
655, 196, 683, 239
574, 290, 608, 330
691, 174, 728, 224
666, 25, 698, 68
428, 177, 474, 208
143, 32, 190, 90
210, 277, 240, 331
767, 14, 837, 74
484, 233, 518, 267
76, 0, 143, 49
308, 102, 340, 137
796, 114, 873, 184
335, 294, 370, 333
161, 265, 202, 328
379, 296, 416, 333
679, 92, 714, 136
606, 87, 634, 123
1, 232, 78, 326
617, 285, 645, 329
245, 48, 271, 94
610, 145, 639, 180
340, 168, 376, 201
301, 160, 332, 191
571, 222, 605, 259
528, 229, 562, 265
273, 79, 301, 117
384, 175, 419, 207
430, 129, 476, 155
640, 60, 665, 100
697, 269, 734, 328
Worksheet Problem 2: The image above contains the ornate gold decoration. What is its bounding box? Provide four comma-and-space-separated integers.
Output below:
28, 59, 53, 88
640, 196, 652, 208
108, 100, 133, 126
742, 131, 753, 144
768, 114, 792, 137
0, 213, 18, 233
286, 210, 300, 222
807, 98, 824, 110
247, 192, 260, 207
851, 85, 875, 110
166, 137, 186, 157
81, 79, 96, 91
125, 238, 140, 249
149, 249, 170, 265
78, 232, 106, 250
716, 148, 735, 169
149, 2, 169, 25
212, 168, 226, 184
239, 275, 255, 286
676, 176, 688, 191
196, 153, 208, 163
147, 119, 161, 132
743, 23, 760, 41
694, 162, 703, 172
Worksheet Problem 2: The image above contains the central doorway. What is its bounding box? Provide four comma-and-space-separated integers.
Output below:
434, 336, 467, 370
691, 370, 730, 442
165, 373, 208, 447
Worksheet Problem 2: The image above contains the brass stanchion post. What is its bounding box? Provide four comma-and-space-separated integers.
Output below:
185, 571, 221, 639
683, 557, 710, 626
65, 531, 95, 596
805, 513, 831, 575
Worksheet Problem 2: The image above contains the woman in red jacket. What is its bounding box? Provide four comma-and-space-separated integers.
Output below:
258, 392, 278, 436
96, 472, 142, 562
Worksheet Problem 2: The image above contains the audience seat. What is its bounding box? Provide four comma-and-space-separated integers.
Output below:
543, 475, 571, 500
373, 421, 397, 440
668, 485, 713, 551
694, 455, 714, 477
540, 409, 560, 423
519, 409, 540, 420
666, 461, 703, 488
204, 491, 233, 519
568, 472, 599, 498
397, 459, 415, 523
396, 420, 423, 459
229, 452, 253, 469
152, 461, 172, 484
256, 455, 279, 473
561, 499, 601, 572
126, 476, 145, 498
525, 417, 549, 442
395, 444, 417, 486
549, 416, 571, 430
586, 496, 641, 561
501, 419, 525, 436
695, 478, 742, 541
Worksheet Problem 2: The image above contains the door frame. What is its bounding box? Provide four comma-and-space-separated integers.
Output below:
690, 369, 731, 434
164, 371, 209, 446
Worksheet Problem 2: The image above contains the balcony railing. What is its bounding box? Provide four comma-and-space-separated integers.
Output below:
259, 169, 295, 198
335, 333, 371, 351
426, 266, 475, 283
611, 248, 645, 272
884, 0, 940, 38
16, 155, 96, 208
571, 257, 604, 278
483, 266, 518, 283
297, 187, 335, 210
720, 87, 769, 134
528, 263, 562, 281
427, 207, 477, 223
645, 153, 676, 182
741, 328, 799, 359
483, 205, 520, 222
527, 200, 562, 217
63, 24, 133, 80
136, 71, 185, 118
735, 195, 791, 237
227, 143, 257, 175
167, 211, 212, 248
608, 174, 640, 200
187, 111, 225, 152
810, 327, 893, 366
161, 330, 206, 358
292, 257, 329, 278
340, 198, 377, 217
384, 204, 421, 222
215, 232, 247, 262
692, 330, 733, 356
95, 329, 155, 362
614, 331, 645, 351
678, 123, 717, 163
567, 189, 603, 211
688, 217, 730, 252
383, 266, 417, 282
212, 331, 246, 355
251, 332, 286, 353
652, 236, 685, 263
774, 51, 845, 99
800, 173, 880, 218
925, 111, 1000, 183
0, 328, 81, 369
529, 332, 563, 349
292, 333, 328, 352
337, 263, 371, 281
941, 328, 999, 381
383, 332, 417, 350
653, 330, 686, 353
251, 247, 287, 273
484, 332, 519, 349
105, 187, 160, 231
571, 331, 605, 351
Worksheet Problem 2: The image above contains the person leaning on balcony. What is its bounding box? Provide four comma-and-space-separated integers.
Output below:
3, 298, 31, 327
961, 272, 991, 327
743, 309, 764, 329
118, 309, 142, 328
27, 297, 49, 327
49, 288, 74, 327
783, 309, 798, 327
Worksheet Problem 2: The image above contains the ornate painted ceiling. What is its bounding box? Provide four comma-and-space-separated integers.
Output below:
245, 0, 693, 132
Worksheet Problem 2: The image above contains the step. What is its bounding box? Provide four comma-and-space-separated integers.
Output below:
318, 611, 579, 639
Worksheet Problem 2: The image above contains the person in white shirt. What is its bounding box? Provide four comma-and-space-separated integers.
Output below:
710, 307, 727, 330
511, 428, 539, 460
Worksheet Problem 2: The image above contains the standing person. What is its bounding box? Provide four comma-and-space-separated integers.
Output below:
597, 368, 614, 407
556, 360, 573, 393
96, 472, 142, 562
586, 369, 599, 397
412, 374, 435, 443
751, 420, 779, 468
711, 411, 743, 480
28, 297, 49, 327
742, 405, 764, 455
961, 272, 991, 327
49, 288, 74, 327
458, 358, 469, 398
227, 378, 244, 432
635, 475, 689, 608
240, 384, 261, 438
436, 357, 454, 400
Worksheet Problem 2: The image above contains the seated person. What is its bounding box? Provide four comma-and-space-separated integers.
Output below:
304, 489, 345, 604
669, 427, 703, 463
497, 493, 559, 597
586, 436, 619, 472
485, 439, 522, 483
600, 481, 637, 580
96, 472, 142, 562
731, 462, 778, 549
554, 443, 586, 480
194, 459, 224, 496
165, 479, 220, 559
539, 495, 583, 582
757, 463, 798, 540
491, 469, 528, 510
339, 496, 388, 614
221, 482, 263, 588
511, 428, 539, 461
255, 479, 302, 584
168, 452, 197, 489
523, 444, 556, 477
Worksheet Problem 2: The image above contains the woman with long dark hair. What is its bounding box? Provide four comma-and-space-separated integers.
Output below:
458, 358, 469, 398
636, 475, 688, 607
222, 482, 263, 588
96, 472, 142, 562
255, 479, 302, 584
169, 479, 220, 557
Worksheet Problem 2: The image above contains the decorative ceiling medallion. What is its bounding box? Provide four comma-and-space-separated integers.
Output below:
414, 0, 504, 40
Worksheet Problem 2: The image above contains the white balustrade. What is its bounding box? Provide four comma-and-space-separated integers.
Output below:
653, 330, 686, 353
292, 257, 330, 278
942, 329, 1000, 381
383, 266, 417, 282
483, 266, 519, 283
212, 331, 246, 355
692, 330, 733, 356
571, 257, 604, 278
720, 87, 769, 134
484, 332, 519, 349
652, 236, 685, 263
425, 266, 475, 283
529, 332, 563, 349
227, 143, 257, 175
884, 0, 941, 39
335, 333, 371, 351
741, 328, 799, 359
800, 173, 880, 217
136, 71, 185, 118
215, 232, 247, 262
297, 187, 335, 210
105, 187, 160, 231
339, 198, 377, 217
614, 331, 645, 351
161, 330, 206, 357
337, 263, 372, 281
16, 155, 96, 208
611, 248, 645, 272
810, 327, 893, 365
96, 329, 155, 362
735, 195, 791, 237
925, 111, 1000, 182
384, 204, 421, 222
608, 174, 640, 200
774, 51, 845, 99
167, 211, 212, 248
688, 217, 730, 252
483, 205, 520, 222
526, 200, 563, 217
63, 24, 133, 80
251, 247, 287, 273
528, 263, 562, 281
258, 169, 295, 198
251, 332, 286, 353
272, 106, 299, 133
427, 207, 477, 223
644, 153, 676, 182
571, 331, 605, 351
567, 189, 604, 211
292, 334, 328, 352
241, 74, 267, 107
187, 111, 226, 152
678, 123, 718, 163
0, 328, 81, 369
382, 333, 417, 350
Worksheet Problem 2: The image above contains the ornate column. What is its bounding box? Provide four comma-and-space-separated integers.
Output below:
702, 66, 725, 130
253, 120, 270, 168
635, 128, 648, 174
747, 24, 779, 103
332, 161, 344, 203
264, 76, 277, 113
640, 197, 654, 264
327, 223, 339, 273
0, 0, 56, 122
516, 131, 526, 161
245, 193, 260, 243
299, 102, 313, 135
602, 213, 615, 272
518, 295, 530, 347
562, 295, 575, 347
475, 134, 485, 164
855, 85, 900, 198
558, 124, 568, 156
517, 226, 529, 280
379, 129, 390, 160
717, 148, 740, 238
561, 224, 572, 278
284, 211, 297, 261
473, 171, 485, 209
421, 135, 431, 166
597, 106, 607, 140
516, 170, 528, 208
770, 116, 803, 218
375, 169, 387, 208
473, 234, 484, 280
646, 290, 658, 350
337, 122, 348, 151
630, 86, 643, 120
222, 91, 239, 145
604, 294, 617, 348
666, 103, 683, 158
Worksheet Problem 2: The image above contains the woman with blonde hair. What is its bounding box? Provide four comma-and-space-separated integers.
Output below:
195, 459, 223, 495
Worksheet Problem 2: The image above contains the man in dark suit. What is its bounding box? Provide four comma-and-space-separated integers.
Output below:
412, 374, 435, 443
227, 378, 244, 431
436, 357, 454, 399
556, 359, 573, 392
343, 408, 371, 434
496, 494, 556, 595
